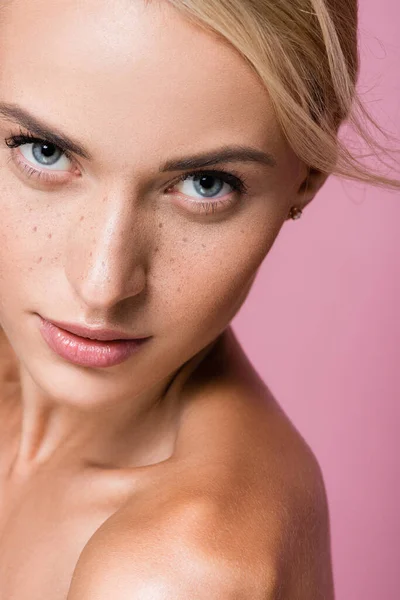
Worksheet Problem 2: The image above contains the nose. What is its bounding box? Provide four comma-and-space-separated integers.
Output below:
65, 190, 147, 313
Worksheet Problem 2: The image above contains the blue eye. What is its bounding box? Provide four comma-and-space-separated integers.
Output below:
31, 142, 64, 166
179, 173, 227, 199
174, 169, 247, 200
169, 169, 249, 216
6, 133, 73, 171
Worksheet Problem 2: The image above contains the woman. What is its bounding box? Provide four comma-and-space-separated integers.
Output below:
0, 0, 398, 598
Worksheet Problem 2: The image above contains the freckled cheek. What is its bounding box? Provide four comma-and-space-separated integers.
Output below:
0, 205, 60, 277
155, 231, 270, 330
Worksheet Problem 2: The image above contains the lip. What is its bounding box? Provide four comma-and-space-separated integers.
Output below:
38, 316, 150, 368
44, 318, 149, 341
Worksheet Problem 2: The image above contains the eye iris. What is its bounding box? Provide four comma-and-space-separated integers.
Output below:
193, 174, 223, 198
32, 142, 62, 166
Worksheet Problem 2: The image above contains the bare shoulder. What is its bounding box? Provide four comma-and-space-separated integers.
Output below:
67, 513, 261, 599
67, 485, 273, 599
68, 328, 334, 599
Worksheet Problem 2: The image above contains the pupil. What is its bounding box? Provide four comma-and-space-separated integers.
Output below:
41, 143, 56, 157
199, 175, 215, 189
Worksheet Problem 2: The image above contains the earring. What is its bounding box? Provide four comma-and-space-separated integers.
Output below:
288, 206, 303, 220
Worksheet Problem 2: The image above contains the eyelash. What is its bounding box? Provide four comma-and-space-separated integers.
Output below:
6, 129, 74, 162
4, 131, 249, 215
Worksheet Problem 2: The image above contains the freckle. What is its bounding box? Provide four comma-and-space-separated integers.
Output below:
154, 247, 159, 253
170, 258, 175, 264
80, 216, 85, 222
48, 233, 52, 239
51, 252, 61, 264
29, 208, 33, 213
158, 223, 163, 229
28, 267, 33, 272
202, 244, 206, 249
33, 226, 37, 232
177, 287, 181, 293
182, 237, 187, 243
240, 229, 244, 234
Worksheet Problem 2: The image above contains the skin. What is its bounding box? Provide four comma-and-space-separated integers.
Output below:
0, 0, 334, 598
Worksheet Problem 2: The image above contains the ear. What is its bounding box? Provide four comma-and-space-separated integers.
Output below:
295, 167, 330, 210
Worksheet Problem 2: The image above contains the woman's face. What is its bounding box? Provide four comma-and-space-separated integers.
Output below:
0, 0, 308, 407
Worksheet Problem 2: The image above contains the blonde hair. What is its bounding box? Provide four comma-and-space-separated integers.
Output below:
159, 0, 400, 190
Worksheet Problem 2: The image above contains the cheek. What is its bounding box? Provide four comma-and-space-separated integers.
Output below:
0, 185, 60, 291
153, 215, 282, 333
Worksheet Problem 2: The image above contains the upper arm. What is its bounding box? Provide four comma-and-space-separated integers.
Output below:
274, 449, 336, 600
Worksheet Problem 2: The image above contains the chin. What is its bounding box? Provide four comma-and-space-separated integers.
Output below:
15, 342, 158, 410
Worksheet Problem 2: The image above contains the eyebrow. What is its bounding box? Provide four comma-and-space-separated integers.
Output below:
0, 101, 277, 170
159, 145, 277, 172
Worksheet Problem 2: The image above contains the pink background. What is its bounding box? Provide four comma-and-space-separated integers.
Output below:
232, 1, 400, 598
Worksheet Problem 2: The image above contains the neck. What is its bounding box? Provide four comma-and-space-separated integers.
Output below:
10, 362, 183, 479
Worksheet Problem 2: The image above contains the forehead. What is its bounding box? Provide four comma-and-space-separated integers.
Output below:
0, 0, 284, 161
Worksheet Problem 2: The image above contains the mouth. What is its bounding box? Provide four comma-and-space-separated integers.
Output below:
37, 315, 151, 368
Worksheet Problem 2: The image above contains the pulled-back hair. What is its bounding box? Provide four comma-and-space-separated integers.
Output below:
160, 0, 399, 189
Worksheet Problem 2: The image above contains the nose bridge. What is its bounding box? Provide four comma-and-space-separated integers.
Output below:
66, 191, 146, 310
